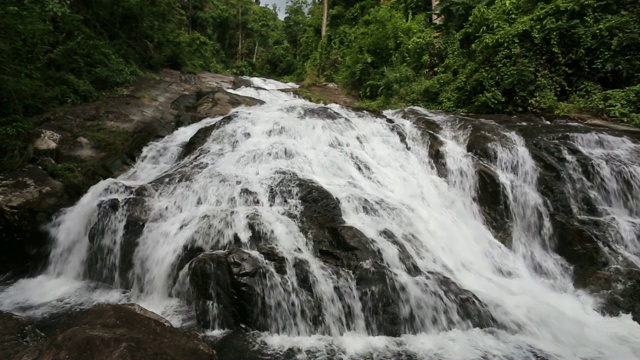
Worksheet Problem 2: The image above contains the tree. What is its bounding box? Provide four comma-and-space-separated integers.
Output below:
321, 0, 328, 38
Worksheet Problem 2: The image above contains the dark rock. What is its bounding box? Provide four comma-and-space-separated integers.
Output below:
180, 114, 239, 159
354, 262, 405, 336
0, 311, 44, 359
354, 262, 497, 336
379, 229, 421, 276
598, 269, 640, 323
232, 77, 254, 89
86, 195, 147, 289
190, 252, 238, 330
172, 94, 198, 114
476, 163, 512, 245
399, 108, 443, 134
19, 304, 216, 360
189, 248, 268, 330
195, 88, 263, 118
300, 106, 343, 121
554, 217, 608, 288
0, 166, 65, 279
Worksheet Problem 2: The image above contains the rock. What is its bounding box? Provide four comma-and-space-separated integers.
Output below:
18, 304, 216, 360
354, 262, 405, 336
354, 263, 497, 337
31, 130, 61, 159
269, 173, 382, 271
476, 163, 512, 245
299, 106, 343, 121
180, 114, 239, 159
189, 248, 268, 330
86, 195, 147, 289
397, 109, 445, 175
198, 73, 235, 90
0, 166, 66, 279
195, 88, 263, 118
232, 77, 254, 89
0, 311, 44, 360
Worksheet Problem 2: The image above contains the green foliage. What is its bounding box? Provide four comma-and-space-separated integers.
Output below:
45, 162, 89, 196
0, 0, 295, 171
296, 0, 640, 125
0, 116, 31, 172
3, 0, 640, 175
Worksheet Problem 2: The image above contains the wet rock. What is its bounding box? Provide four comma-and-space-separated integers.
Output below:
476, 163, 512, 245
279, 176, 382, 271
430, 272, 498, 330
172, 94, 206, 127
553, 217, 608, 288
189, 248, 268, 330
354, 263, 497, 336
196, 88, 263, 118
180, 114, 239, 159
190, 252, 237, 329
19, 304, 216, 360
599, 269, 640, 323
354, 262, 405, 336
86, 196, 147, 289
399, 108, 443, 134
300, 106, 343, 121
0, 311, 44, 359
232, 77, 254, 89
379, 229, 421, 276
397, 109, 446, 174
0, 166, 65, 279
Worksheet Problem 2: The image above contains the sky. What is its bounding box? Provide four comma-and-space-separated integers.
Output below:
261, 0, 289, 18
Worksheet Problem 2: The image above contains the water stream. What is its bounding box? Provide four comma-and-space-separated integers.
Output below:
1, 78, 640, 359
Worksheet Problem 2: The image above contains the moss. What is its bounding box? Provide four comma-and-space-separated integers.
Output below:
45, 163, 84, 194
87, 129, 130, 153
292, 88, 333, 105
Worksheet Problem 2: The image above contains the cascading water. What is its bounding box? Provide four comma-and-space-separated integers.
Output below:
1, 78, 640, 359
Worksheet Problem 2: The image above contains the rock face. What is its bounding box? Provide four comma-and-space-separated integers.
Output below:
0, 166, 65, 278
0, 312, 44, 360
11, 304, 216, 360
189, 248, 268, 330
0, 71, 261, 281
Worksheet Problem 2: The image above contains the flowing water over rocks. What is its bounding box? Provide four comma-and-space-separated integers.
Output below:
2, 78, 640, 359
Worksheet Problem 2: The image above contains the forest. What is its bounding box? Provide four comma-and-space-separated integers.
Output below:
1, 0, 639, 171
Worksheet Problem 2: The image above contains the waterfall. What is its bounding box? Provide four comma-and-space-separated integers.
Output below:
1, 78, 640, 359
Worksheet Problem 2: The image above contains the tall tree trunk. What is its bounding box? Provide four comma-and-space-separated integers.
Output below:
237, 2, 243, 62
253, 40, 259, 63
432, 0, 441, 23
321, 0, 328, 38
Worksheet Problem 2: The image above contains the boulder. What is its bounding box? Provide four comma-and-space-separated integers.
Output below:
475, 163, 512, 245
86, 195, 147, 289
17, 304, 216, 360
232, 77, 254, 89
354, 262, 497, 336
179, 114, 239, 160
189, 248, 268, 330
195, 88, 263, 118
0, 166, 65, 279
0, 312, 44, 360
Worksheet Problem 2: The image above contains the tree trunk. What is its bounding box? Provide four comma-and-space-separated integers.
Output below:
237, 2, 243, 62
253, 40, 259, 63
432, 0, 441, 23
321, 0, 328, 38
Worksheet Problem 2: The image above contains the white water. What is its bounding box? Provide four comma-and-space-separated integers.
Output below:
1, 78, 640, 359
